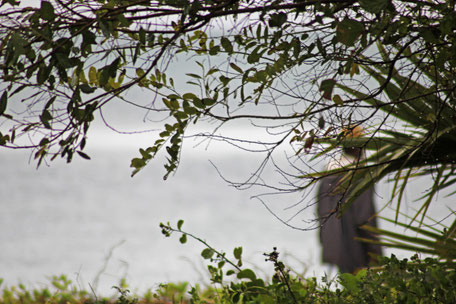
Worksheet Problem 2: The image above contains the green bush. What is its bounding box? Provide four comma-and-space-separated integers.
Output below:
2, 221, 455, 304
337, 255, 456, 304
184, 254, 456, 303
158, 220, 456, 304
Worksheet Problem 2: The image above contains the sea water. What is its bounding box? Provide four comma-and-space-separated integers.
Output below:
0, 129, 320, 295
0, 128, 452, 295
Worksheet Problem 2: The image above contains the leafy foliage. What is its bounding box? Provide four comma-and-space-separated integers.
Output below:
158, 220, 456, 303
1, 221, 456, 303
310, 41, 456, 224
0, 275, 92, 304
336, 254, 456, 304
0, 1, 455, 224
2, 3, 456, 301
360, 213, 456, 265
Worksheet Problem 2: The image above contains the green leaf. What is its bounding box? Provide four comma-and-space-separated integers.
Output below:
220, 37, 233, 53
359, 0, 388, 14
1, 0, 20, 7
170, 99, 180, 110
0, 132, 8, 146
192, 98, 205, 109
40, 1, 55, 21
130, 158, 146, 169
138, 27, 146, 45
209, 45, 220, 55
247, 48, 262, 64
361, 225, 444, 251
233, 247, 242, 260
107, 57, 120, 78
182, 92, 198, 100
177, 219, 184, 230
99, 68, 110, 87
332, 94, 343, 105
247, 279, 265, 288
420, 29, 439, 44
0, 92, 7, 115
174, 111, 188, 120
230, 63, 243, 74
183, 103, 198, 115
159, 130, 170, 138
201, 98, 215, 106
88, 67, 98, 85
179, 234, 187, 244
136, 68, 145, 78
77, 151, 91, 160
99, 19, 112, 38
339, 273, 360, 293
139, 148, 152, 160
355, 269, 367, 280
237, 269, 256, 281
37, 65, 50, 85
40, 109, 52, 129
167, 94, 180, 101
320, 79, 336, 100
81, 30, 96, 54
10, 85, 26, 97
217, 261, 225, 270
318, 116, 325, 129
219, 75, 231, 87
80, 84, 96, 94
39, 137, 49, 147
55, 53, 72, 69
165, 123, 174, 132
316, 38, 326, 57
206, 68, 219, 76
268, 12, 287, 28
336, 18, 364, 47
186, 73, 201, 79
201, 248, 214, 260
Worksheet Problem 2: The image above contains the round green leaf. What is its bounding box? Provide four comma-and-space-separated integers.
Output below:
201, 248, 214, 260
237, 269, 257, 281
336, 18, 364, 47
40, 1, 55, 21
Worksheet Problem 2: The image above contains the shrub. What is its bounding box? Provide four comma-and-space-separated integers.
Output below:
2, 221, 455, 304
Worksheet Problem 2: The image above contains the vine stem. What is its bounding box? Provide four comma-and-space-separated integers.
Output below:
160, 222, 242, 272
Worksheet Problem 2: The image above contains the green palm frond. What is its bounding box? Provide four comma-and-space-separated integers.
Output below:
360, 215, 456, 263
317, 42, 456, 225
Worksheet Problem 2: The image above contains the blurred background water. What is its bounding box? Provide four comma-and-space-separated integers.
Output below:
1, 0, 454, 296
0, 128, 320, 295
0, 124, 452, 294
1, 105, 454, 296
0, 125, 447, 294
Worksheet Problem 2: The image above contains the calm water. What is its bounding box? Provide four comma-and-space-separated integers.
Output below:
0, 129, 452, 295
0, 131, 317, 295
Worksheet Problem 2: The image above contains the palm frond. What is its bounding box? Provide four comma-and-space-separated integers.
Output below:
361, 214, 456, 262
316, 42, 456, 224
